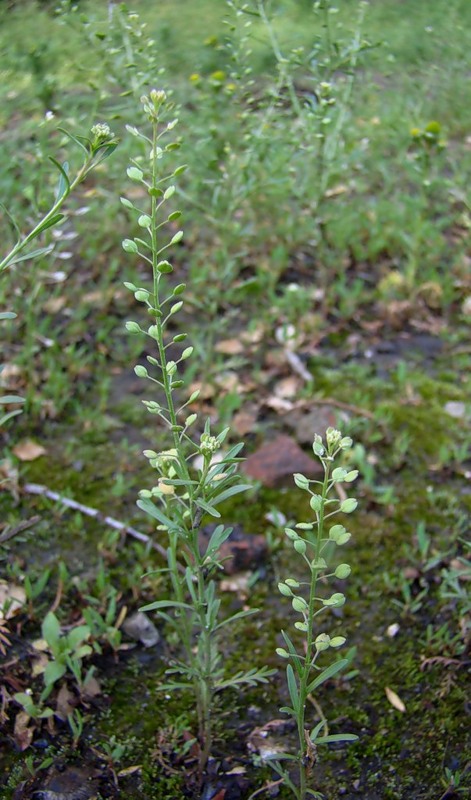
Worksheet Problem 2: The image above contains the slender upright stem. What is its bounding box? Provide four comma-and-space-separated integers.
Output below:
147, 117, 215, 773
296, 460, 331, 799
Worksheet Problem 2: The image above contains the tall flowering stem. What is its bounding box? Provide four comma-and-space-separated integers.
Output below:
275, 428, 359, 799
121, 91, 273, 776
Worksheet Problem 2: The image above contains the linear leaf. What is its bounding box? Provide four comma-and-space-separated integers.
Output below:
215, 606, 258, 631
57, 127, 89, 155
286, 664, 300, 712
9, 244, 54, 265
0, 409, 23, 425
194, 498, 221, 518
280, 705, 296, 717
50, 158, 70, 202
137, 497, 178, 530
209, 483, 252, 506
205, 525, 233, 558
309, 720, 328, 742
140, 599, 192, 613
315, 733, 358, 744
34, 213, 65, 236
307, 659, 348, 693
0, 202, 21, 241
0, 395, 25, 404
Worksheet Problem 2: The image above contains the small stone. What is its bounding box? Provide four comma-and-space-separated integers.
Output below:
444, 401, 466, 419
243, 435, 322, 487
387, 623, 400, 638
122, 611, 160, 647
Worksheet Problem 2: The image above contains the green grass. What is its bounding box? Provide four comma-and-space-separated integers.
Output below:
1, 1, 471, 797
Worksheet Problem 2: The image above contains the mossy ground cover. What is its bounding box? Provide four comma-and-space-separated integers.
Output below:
1, 1, 470, 798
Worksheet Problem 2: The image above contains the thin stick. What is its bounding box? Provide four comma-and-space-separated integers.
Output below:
23, 482, 179, 568
0, 515, 40, 544
247, 778, 284, 800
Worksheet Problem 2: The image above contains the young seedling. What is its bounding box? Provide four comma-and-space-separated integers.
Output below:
275, 428, 358, 799
121, 90, 273, 775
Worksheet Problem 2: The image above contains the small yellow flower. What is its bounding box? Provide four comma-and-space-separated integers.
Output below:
210, 70, 226, 83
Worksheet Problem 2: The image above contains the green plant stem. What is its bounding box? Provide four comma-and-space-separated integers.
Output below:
320, 2, 367, 197
256, 0, 302, 117
298, 460, 331, 800
148, 117, 215, 772
0, 162, 88, 273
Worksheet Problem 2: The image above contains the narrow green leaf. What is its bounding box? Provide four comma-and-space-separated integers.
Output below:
0, 395, 25, 404
309, 720, 327, 742
315, 733, 358, 744
208, 483, 252, 506
57, 127, 89, 155
306, 658, 348, 693
205, 524, 233, 556
8, 245, 54, 265
0, 202, 21, 241
279, 705, 296, 717
280, 630, 303, 674
286, 664, 300, 712
34, 213, 65, 236
0, 409, 23, 425
194, 498, 221, 518
140, 599, 193, 613
137, 497, 178, 530
215, 607, 258, 631
50, 158, 70, 202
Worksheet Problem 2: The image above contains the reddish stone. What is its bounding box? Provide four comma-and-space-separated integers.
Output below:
242, 434, 322, 487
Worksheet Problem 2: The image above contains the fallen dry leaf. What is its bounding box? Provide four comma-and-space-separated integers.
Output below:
13, 440, 47, 462
117, 765, 143, 777
264, 396, 295, 413
43, 296, 67, 314
273, 376, 300, 399
31, 652, 49, 677
14, 710, 34, 751
0, 581, 26, 620
215, 338, 245, 355
82, 675, 102, 700
56, 684, 76, 721
0, 459, 20, 499
240, 324, 265, 344
189, 381, 215, 400
220, 571, 252, 596
214, 370, 243, 393
385, 686, 406, 712
232, 409, 259, 436
325, 183, 349, 198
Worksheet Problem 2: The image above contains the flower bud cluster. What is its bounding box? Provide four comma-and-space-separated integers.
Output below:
143, 447, 178, 473
141, 89, 167, 122
90, 122, 113, 144
199, 433, 219, 457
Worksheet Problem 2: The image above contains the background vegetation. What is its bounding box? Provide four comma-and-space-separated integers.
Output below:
1, 1, 470, 798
